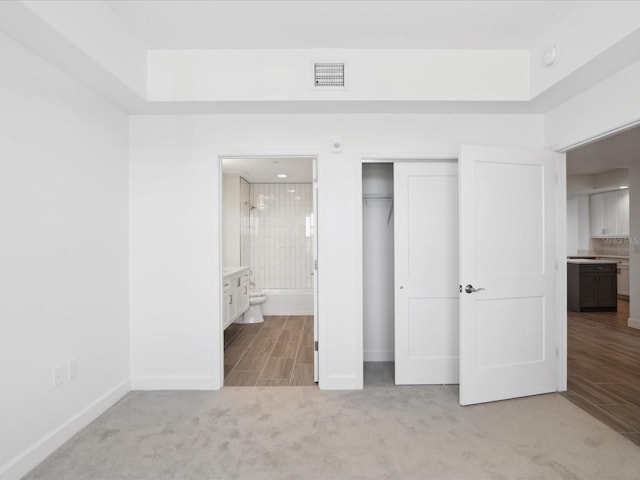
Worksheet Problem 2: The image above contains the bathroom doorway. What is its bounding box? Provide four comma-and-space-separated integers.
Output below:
220, 156, 318, 387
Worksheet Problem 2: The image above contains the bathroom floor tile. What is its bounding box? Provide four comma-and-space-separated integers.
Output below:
223, 315, 315, 387
260, 357, 295, 380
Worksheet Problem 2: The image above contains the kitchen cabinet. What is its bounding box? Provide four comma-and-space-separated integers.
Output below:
590, 190, 629, 238
567, 261, 617, 312
618, 262, 630, 297
595, 256, 630, 297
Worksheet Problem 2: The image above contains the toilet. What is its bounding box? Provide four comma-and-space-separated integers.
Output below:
237, 290, 267, 324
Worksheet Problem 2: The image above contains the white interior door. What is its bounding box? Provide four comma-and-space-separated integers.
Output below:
394, 161, 459, 385
459, 145, 560, 405
312, 158, 319, 383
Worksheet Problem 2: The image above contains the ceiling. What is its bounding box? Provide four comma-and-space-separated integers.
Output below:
567, 124, 640, 175
222, 157, 314, 183
107, 0, 577, 50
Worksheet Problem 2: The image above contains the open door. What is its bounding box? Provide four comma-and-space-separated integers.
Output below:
459, 145, 561, 405
395, 161, 459, 384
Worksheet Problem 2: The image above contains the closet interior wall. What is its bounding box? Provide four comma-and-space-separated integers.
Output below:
362, 163, 395, 363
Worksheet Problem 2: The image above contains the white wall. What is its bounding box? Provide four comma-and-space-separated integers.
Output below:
148, 49, 529, 102
362, 164, 395, 361
0, 32, 129, 479
545, 58, 640, 150
222, 174, 241, 267
129, 113, 544, 391
566, 196, 590, 256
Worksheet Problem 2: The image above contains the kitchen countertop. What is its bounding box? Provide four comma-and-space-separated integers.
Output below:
567, 259, 618, 265
590, 254, 629, 260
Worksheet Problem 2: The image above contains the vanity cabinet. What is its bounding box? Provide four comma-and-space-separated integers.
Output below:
590, 190, 629, 238
567, 262, 617, 312
222, 267, 251, 330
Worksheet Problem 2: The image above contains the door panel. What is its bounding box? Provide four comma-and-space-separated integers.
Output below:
395, 161, 459, 385
459, 145, 560, 405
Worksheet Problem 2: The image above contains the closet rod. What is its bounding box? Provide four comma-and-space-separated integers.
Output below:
362, 193, 393, 199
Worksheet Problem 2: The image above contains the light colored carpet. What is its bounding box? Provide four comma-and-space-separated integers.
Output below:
24, 363, 640, 479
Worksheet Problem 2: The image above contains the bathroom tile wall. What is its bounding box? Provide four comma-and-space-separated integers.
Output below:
249, 183, 313, 289
240, 177, 251, 266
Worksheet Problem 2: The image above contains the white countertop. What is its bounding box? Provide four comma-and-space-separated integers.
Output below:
590, 254, 629, 259
223, 266, 250, 277
567, 259, 618, 265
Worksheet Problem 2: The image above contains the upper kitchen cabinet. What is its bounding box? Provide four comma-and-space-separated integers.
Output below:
590, 189, 629, 238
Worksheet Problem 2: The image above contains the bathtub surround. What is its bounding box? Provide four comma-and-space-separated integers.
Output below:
240, 178, 251, 266
250, 183, 314, 290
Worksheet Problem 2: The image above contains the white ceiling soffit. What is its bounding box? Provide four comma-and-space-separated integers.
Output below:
106, 1, 577, 50
222, 157, 314, 183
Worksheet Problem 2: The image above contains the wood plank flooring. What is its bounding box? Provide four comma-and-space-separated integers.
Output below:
565, 299, 640, 446
224, 315, 315, 386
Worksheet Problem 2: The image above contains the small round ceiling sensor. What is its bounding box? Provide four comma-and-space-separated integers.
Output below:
543, 46, 559, 66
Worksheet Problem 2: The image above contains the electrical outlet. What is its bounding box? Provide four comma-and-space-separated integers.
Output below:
53, 366, 64, 388
69, 359, 79, 379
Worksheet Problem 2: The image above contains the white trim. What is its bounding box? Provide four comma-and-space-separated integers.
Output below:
131, 376, 218, 390
555, 154, 568, 392
628, 317, 640, 330
550, 117, 640, 153
364, 350, 394, 362
0, 379, 130, 480
322, 374, 360, 390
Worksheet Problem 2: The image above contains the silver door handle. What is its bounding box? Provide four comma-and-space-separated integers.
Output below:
465, 285, 485, 294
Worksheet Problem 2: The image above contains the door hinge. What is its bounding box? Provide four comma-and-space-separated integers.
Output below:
555, 347, 559, 358
314, 341, 318, 352
459, 285, 462, 293
314, 259, 318, 270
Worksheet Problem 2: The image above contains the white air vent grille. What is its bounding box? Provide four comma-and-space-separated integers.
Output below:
314, 63, 345, 87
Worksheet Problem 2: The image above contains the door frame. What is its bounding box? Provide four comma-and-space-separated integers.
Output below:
217, 153, 321, 388
356, 152, 568, 392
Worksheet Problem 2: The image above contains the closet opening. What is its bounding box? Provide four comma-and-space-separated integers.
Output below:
361, 159, 460, 389
362, 163, 395, 386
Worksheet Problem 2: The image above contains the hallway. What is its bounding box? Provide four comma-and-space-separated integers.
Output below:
566, 299, 640, 446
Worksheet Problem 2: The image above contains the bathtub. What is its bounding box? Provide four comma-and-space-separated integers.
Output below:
261, 289, 314, 316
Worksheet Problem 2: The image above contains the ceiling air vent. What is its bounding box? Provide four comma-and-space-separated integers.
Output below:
314, 63, 345, 88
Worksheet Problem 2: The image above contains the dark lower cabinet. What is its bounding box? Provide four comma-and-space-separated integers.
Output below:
568, 263, 617, 312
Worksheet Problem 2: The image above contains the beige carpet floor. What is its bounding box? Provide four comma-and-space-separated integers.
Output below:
24, 363, 640, 480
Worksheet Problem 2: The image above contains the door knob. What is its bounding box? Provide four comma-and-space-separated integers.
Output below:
465, 285, 485, 294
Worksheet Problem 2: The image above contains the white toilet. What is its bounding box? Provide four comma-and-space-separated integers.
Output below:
237, 290, 267, 324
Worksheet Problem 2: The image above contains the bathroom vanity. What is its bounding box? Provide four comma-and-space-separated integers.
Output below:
222, 267, 251, 329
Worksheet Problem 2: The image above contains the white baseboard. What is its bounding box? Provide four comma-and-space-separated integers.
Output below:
0, 379, 130, 480
364, 350, 394, 362
131, 375, 219, 390
319, 374, 362, 390
628, 317, 640, 330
